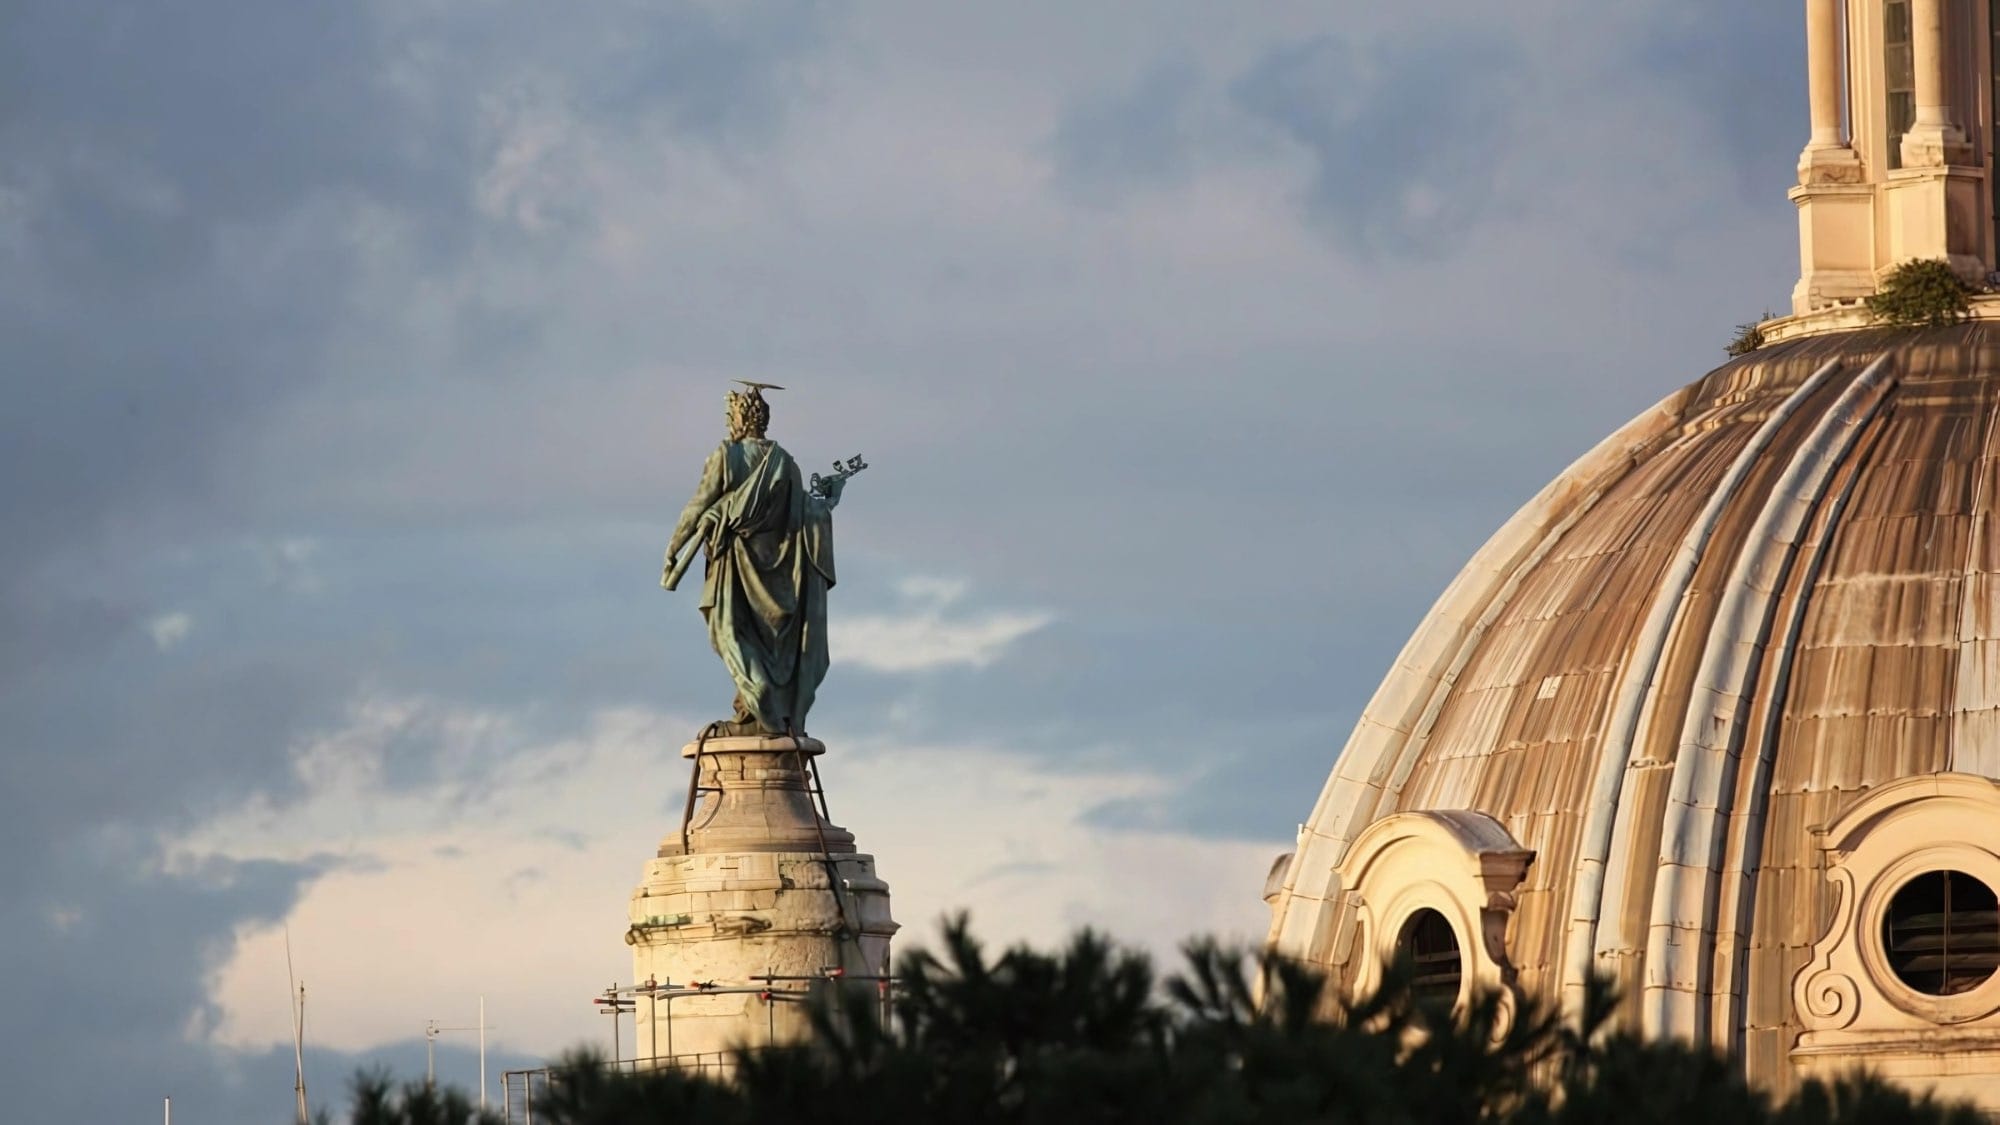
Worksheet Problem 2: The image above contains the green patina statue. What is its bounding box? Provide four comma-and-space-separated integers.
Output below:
663, 382, 865, 736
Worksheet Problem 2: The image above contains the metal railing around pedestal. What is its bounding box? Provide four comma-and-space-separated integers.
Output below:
500, 972, 896, 1121
500, 1052, 738, 1123
631, 972, 897, 1063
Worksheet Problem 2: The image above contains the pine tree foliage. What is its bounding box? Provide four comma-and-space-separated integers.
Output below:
315, 916, 1987, 1125
326, 1070, 502, 1125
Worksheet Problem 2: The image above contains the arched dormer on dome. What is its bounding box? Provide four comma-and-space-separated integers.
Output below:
1304, 810, 1533, 1019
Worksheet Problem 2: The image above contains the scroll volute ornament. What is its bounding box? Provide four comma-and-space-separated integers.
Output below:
1794, 864, 1864, 1031
1794, 775, 2000, 1036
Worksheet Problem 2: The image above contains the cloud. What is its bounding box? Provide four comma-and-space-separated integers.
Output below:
187, 698, 1279, 1060
832, 577, 1054, 673
1632, 0, 1803, 199
0, 842, 327, 1123
254, 538, 325, 596
0, 1, 849, 1118
182, 702, 682, 1055
1229, 32, 1524, 257
833, 734, 1282, 963
1043, 30, 1528, 257
1048, 58, 1203, 200
0, 0, 1818, 1119
149, 611, 194, 651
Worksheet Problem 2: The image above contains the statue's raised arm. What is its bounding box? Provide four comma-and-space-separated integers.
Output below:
661, 382, 862, 737
808, 456, 868, 509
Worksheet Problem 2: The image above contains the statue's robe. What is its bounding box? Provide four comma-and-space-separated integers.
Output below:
664, 438, 836, 734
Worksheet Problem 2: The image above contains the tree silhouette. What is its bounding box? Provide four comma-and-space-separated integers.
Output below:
315, 917, 1987, 1125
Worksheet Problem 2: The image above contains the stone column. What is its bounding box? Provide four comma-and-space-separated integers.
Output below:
1799, 0, 1862, 184
1911, 0, 1946, 127
1885, 0, 1981, 279
1805, 0, 1844, 149
1901, 0, 1970, 165
1791, 0, 1870, 312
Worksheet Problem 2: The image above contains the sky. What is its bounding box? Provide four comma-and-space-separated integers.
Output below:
1, 1, 1803, 1120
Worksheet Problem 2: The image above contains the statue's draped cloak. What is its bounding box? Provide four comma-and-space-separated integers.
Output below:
664, 438, 835, 734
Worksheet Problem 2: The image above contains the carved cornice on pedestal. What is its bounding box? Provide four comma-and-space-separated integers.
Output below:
1798, 145, 1866, 186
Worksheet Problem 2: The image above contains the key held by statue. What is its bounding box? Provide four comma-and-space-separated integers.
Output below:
809, 455, 868, 499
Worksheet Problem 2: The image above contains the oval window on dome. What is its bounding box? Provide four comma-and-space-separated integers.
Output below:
1397, 908, 1463, 1007
1880, 870, 2000, 996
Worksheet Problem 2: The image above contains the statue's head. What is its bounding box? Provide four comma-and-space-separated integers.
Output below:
726, 387, 771, 440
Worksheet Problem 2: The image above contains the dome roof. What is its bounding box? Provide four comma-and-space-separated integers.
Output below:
1267, 325, 2000, 1096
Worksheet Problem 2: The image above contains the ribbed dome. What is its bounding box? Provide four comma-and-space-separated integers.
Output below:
1267, 325, 2000, 1099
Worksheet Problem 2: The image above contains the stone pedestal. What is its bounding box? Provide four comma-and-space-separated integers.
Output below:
1789, 180, 1876, 314
625, 735, 896, 1068
1884, 166, 1989, 283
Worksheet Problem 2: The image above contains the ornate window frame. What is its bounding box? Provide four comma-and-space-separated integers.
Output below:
1794, 774, 2000, 1043
1323, 810, 1534, 1018
1859, 850, 2000, 1021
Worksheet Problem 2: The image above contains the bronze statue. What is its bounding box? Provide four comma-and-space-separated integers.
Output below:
663, 383, 865, 736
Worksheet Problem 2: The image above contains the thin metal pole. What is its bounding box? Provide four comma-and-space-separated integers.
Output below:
428, 1017, 489, 1095
293, 982, 309, 1125
164, 1097, 170, 1125
286, 926, 309, 1125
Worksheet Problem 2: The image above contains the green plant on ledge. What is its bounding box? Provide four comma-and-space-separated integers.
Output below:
1867, 259, 1973, 328
1726, 319, 1767, 357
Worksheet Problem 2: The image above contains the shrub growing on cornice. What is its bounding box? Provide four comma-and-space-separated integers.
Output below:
1868, 259, 1973, 328
1726, 320, 1767, 357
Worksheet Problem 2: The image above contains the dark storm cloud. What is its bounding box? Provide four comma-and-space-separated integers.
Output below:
0, 2, 835, 1120
7, 851, 327, 1122
0, 0, 466, 673
0, 0, 841, 809
1229, 33, 1524, 257
0, 12, 452, 1078
0, 0, 833, 568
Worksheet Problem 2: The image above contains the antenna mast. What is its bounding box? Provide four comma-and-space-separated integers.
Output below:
286, 927, 308, 1125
